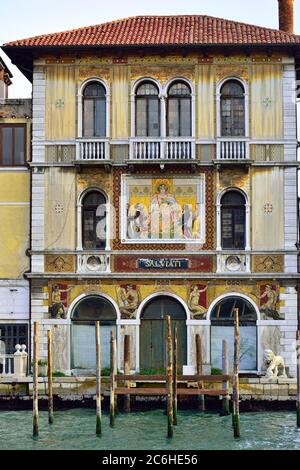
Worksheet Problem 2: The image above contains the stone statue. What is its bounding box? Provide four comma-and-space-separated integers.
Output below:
263, 349, 287, 379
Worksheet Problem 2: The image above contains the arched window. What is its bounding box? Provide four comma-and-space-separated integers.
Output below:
210, 296, 257, 371
220, 80, 245, 137
83, 82, 106, 138
221, 191, 246, 250
71, 295, 117, 370
135, 82, 160, 137
82, 191, 106, 250
167, 81, 191, 137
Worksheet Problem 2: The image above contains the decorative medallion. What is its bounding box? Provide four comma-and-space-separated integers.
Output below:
55, 99, 65, 109
262, 97, 272, 108
264, 203, 274, 214
54, 203, 64, 214
225, 255, 242, 272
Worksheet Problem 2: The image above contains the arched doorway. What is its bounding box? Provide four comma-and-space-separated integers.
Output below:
71, 295, 117, 371
140, 295, 187, 372
210, 296, 257, 371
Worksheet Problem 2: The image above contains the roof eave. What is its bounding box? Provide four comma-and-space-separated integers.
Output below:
3, 42, 300, 83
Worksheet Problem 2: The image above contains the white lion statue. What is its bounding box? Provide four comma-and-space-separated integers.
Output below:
263, 349, 287, 379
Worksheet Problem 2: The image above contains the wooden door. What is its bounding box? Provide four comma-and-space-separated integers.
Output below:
140, 296, 187, 372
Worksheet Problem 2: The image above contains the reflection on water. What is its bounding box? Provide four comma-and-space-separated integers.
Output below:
1, 409, 300, 450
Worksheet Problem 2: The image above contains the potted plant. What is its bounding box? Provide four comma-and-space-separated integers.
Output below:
38, 360, 48, 377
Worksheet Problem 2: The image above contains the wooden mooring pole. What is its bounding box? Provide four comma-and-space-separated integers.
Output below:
47, 329, 54, 425
173, 324, 178, 426
33, 321, 39, 438
232, 308, 240, 438
297, 276, 300, 428
297, 329, 300, 428
124, 334, 131, 413
110, 330, 117, 427
166, 316, 173, 438
95, 321, 102, 436
196, 334, 205, 411
220, 339, 230, 416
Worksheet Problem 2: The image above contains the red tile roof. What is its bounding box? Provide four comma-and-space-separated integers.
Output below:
4, 15, 300, 48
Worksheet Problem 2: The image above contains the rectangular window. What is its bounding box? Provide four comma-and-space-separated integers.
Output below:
0, 324, 28, 374
0, 125, 26, 166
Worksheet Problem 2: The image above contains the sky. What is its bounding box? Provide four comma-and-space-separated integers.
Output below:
1, 0, 300, 97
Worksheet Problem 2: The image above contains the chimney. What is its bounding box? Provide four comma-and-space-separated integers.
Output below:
278, 0, 294, 33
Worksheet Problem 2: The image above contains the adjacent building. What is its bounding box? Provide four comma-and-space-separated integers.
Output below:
1, 0, 300, 376
0, 57, 31, 367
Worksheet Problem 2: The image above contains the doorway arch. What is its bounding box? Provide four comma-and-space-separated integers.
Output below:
139, 294, 187, 372
71, 294, 117, 371
209, 294, 258, 372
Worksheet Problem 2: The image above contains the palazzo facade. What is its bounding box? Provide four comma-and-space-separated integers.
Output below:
2, 5, 300, 376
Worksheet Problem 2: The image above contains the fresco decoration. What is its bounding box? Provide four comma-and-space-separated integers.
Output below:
217, 168, 249, 193
122, 176, 205, 243
188, 284, 208, 320
116, 284, 141, 319
130, 65, 195, 83
45, 255, 76, 273
49, 283, 75, 319
113, 167, 214, 250
215, 65, 249, 83
253, 255, 284, 273
259, 284, 282, 320
77, 169, 113, 196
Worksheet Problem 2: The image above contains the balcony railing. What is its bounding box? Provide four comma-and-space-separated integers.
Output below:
0, 354, 14, 376
217, 138, 250, 161
130, 138, 195, 161
76, 139, 110, 161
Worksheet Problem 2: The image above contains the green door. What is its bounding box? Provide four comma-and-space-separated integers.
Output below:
140, 296, 187, 372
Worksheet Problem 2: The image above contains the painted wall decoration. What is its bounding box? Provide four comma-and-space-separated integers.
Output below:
188, 284, 208, 319
45, 255, 76, 273
122, 175, 205, 243
116, 284, 141, 319
259, 284, 282, 320
113, 254, 214, 273
49, 283, 74, 319
252, 255, 284, 273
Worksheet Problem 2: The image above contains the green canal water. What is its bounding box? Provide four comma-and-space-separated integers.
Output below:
1, 409, 300, 450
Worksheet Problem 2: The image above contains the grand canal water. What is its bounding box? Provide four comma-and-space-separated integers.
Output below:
1, 409, 300, 450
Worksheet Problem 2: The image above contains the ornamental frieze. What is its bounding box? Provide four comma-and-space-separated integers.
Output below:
217, 168, 249, 193
78, 66, 111, 83
215, 65, 249, 83
77, 169, 113, 196
130, 65, 195, 83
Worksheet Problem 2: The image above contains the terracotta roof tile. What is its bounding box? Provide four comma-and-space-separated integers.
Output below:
4, 15, 300, 48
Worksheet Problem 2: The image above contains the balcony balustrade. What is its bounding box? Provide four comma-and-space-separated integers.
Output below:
76, 139, 110, 161
217, 138, 250, 161
130, 138, 195, 161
